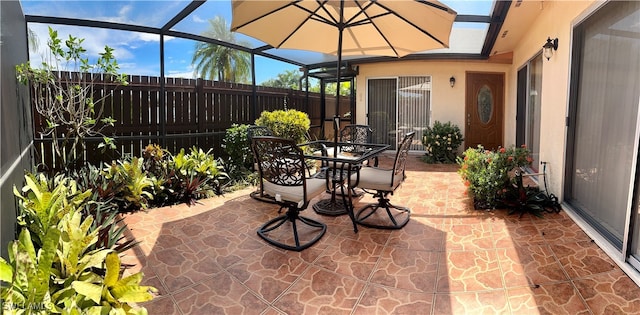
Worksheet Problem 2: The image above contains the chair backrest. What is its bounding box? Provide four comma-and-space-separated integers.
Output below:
252, 136, 309, 203
247, 125, 273, 141
391, 132, 415, 183
340, 124, 372, 153
248, 125, 274, 171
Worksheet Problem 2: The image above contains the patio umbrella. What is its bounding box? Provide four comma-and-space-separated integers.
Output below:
231, 0, 457, 149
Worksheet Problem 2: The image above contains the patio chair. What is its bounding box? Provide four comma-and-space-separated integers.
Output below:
322, 124, 374, 163
352, 131, 415, 229
247, 125, 276, 203
316, 124, 375, 197
252, 136, 327, 251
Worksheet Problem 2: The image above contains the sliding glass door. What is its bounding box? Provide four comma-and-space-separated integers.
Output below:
565, 1, 640, 253
367, 78, 397, 149
368, 76, 431, 150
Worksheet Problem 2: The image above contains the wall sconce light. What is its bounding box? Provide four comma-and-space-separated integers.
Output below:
543, 37, 558, 60
449, 76, 456, 87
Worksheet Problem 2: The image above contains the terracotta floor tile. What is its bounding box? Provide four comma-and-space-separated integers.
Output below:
273, 266, 365, 315
537, 219, 592, 244
226, 247, 309, 302
147, 243, 224, 293
370, 247, 440, 292
437, 250, 503, 292
314, 238, 383, 281
117, 154, 639, 315
574, 269, 640, 314
497, 244, 568, 288
353, 284, 434, 315
172, 272, 268, 315
433, 291, 510, 315
335, 226, 392, 246
139, 295, 181, 315
443, 222, 494, 251
506, 283, 590, 315
386, 219, 445, 252
492, 220, 546, 249
550, 240, 617, 279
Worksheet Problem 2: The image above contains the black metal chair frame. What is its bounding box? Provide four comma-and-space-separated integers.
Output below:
355, 131, 415, 230
247, 126, 277, 204
252, 136, 326, 251
321, 124, 376, 199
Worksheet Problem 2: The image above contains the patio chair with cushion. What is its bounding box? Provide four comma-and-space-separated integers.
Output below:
352, 131, 415, 229
252, 136, 327, 251
316, 124, 375, 198
321, 124, 374, 164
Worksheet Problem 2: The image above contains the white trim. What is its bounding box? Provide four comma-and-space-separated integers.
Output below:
622, 95, 640, 258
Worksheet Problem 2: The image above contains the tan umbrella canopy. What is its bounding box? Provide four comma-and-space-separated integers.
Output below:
231, 0, 457, 57
231, 0, 457, 145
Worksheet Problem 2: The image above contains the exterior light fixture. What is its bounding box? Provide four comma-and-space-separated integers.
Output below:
543, 37, 558, 60
449, 76, 455, 87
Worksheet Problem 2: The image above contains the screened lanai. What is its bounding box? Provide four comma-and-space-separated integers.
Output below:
17, 0, 507, 166
21, 0, 501, 75
5, 1, 640, 314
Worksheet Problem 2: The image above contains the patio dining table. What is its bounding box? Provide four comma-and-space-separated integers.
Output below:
301, 140, 389, 233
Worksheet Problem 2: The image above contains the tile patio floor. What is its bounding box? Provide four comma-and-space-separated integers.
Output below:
121, 153, 640, 314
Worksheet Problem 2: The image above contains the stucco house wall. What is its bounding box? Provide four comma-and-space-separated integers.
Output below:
508, 0, 594, 201
355, 61, 512, 149
354, 0, 598, 204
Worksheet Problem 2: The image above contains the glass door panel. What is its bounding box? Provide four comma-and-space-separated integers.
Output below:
367, 78, 397, 149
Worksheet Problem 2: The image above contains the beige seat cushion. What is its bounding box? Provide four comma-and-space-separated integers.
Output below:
352, 167, 403, 192
263, 177, 326, 208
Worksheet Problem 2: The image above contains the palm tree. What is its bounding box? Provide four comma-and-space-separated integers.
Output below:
192, 16, 251, 83
261, 70, 301, 89
28, 27, 40, 53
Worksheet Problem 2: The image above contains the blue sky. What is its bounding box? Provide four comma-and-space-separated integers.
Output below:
20, 0, 493, 84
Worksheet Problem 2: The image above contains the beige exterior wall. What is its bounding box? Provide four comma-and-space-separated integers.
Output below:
355, 0, 599, 202
508, 0, 596, 201
356, 60, 511, 149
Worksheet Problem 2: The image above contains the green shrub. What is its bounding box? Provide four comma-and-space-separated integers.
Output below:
498, 170, 560, 218
166, 147, 228, 204
0, 209, 155, 314
254, 109, 310, 144
223, 124, 252, 171
104, 157, 154, 211
457, 145, 531, 209
71, 164, 136, 253
421, 121, 463, 163
14, 173, 91, 248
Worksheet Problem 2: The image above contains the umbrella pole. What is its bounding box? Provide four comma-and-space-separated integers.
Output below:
334, 1, 345, 159
330, 1, 345, 205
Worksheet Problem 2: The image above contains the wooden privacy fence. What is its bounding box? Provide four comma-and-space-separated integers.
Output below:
32, 73, 350, 170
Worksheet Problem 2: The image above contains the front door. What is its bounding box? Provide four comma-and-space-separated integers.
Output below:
465, 72, 504, 150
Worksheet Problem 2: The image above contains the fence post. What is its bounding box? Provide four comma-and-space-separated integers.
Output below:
197, 78, 205, 133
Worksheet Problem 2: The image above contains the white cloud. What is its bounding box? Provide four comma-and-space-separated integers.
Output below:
118, 4, 133, 18
167, 71, 196, 79
192, 15, 206, 23
137, 33, 161, 42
